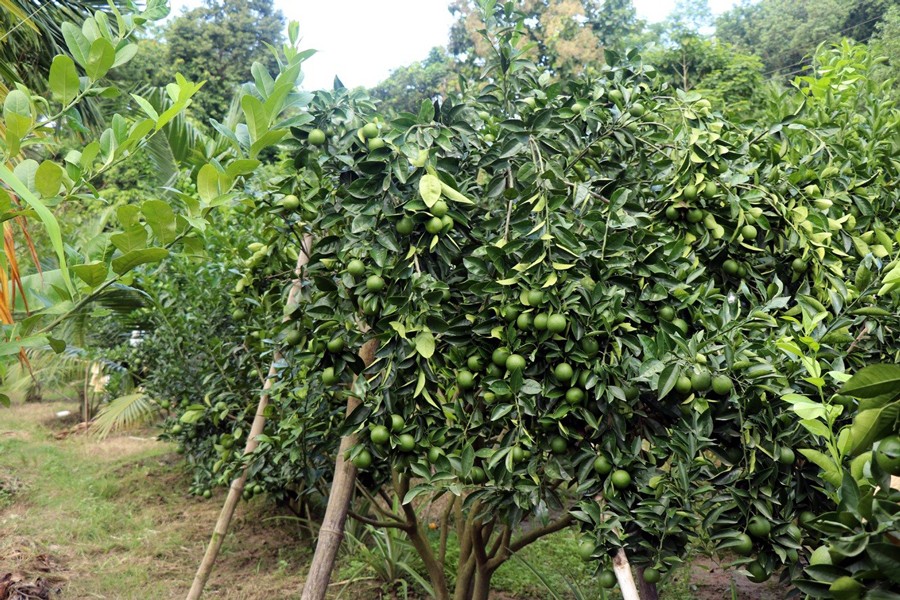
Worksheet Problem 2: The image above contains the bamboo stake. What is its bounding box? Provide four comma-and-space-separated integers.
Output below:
613, 548, 642, 600
300, 339, 377, 600
186, 234, 312, 600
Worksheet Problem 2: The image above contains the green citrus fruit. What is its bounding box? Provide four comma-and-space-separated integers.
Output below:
659, 306, 675, 322
675, 376, 692, 395
533, 313, 549, 330
366, 275, 385, 292
829, 576, 863, 600
608, 89, 623, 104
482, 391, 496, 404
642, 568, 660, 584
791, 258, 807, 274
747, 516, 771, 538
425, 216, 443, 234
723, 259, 739, 275
502, 306, 520, 322
361, 123, 378, 138
327, 337, 345, 352
582, 337, 600, 356
352, 448, 372, 469
611, 469, 632, 489
565, 387, 585, 404
746, 561, 769, 583
469, 466, 486, 483
428, 447, 442, 463
458, 370, 476, 389
712, 375, 733, 395
875, 434, 900, 475
550, 436, 567, 454
202, 489, 211, 499
623, 384, 639, 401
516, 313, 533, 330
809, 545, 832, 565
687, 208, 704, 223
593, 455, 613, 475
322, 367, 338, 385
398, 434, 416, 452
690, 370, 712, 392
683, 184, 698, 200
672, 318, 689, 335
231, 308, 246, 320
280, 194, 300, 210
308, 128, 326, 145
492, 348, 511, 367
512, 446, 525, 463
171, 424, 183, 435
347, 259, 365, 276
778, 447, 796, 465
629, 103, 645, 118
599, 570, 616, 588
554, 363, 574, 382
506, 354, 526, 372
396, 216, 414, 235
577, 539, 595, 560
665, 206, 680, 220
467, 356, 483, 371
527, 290, 544, 306
391, 414, 405, 432
733, 533, 753, 556
703, 181, 718, 198
547, 314, 567, 334
284, 330, 302, 346
431, 200, 449, 217
572, 101, 586, 113
367, 137, 385, 151
799, 511, 817, 528
741, 224, 757, 240
370, 425, 390, 445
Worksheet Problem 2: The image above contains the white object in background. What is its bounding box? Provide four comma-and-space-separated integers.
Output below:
55, 410, 71, 419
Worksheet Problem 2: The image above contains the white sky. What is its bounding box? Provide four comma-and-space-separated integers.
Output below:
167, 0, 740, 91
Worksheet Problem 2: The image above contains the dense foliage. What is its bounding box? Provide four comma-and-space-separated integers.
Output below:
142, 4, 900, 596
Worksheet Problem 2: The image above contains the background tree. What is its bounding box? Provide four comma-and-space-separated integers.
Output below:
716, 0, 893, 77
165, 0, 285, 123
370, 47, 457, 116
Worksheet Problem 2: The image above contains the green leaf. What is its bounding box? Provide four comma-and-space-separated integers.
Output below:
112, 43, 138, 68
111, 247, 169, 275
130, 94, 159, 120
657, 364, 679, 400
110, 225, 148, 253
419, 174, 442, 207
85, 38, 116, 80
415, 331, 435, 359
3, 90, 32, 154
197, 163, 234, 204
0, 164, 74, 296
847, 402, 900, 456
0, 335, 50, 356
61, 22, 90, 67
35, 161, 63, 198
141, 200, 177, 244
798, 449, 842, 486
49, 55, 80, 104
840, 365, 900, 400
241, 95, 268, 141
72, 262, 108, 288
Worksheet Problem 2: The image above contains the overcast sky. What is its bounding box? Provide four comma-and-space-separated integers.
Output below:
167, 0, 740, 91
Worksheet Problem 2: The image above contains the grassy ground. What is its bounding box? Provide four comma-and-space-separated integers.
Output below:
1, 401, 785, 599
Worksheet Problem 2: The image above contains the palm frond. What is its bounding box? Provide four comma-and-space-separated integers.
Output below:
90, 392, 157, 439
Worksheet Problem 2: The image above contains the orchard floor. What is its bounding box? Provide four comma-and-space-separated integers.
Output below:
0, 401, 787, 600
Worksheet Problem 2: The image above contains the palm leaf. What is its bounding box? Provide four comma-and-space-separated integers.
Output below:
90, 392, 156, 439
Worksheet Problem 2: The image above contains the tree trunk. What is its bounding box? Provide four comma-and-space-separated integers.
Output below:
300, 339, 377, 600
613, 548, 641, 600
186, 235, 312, 600
471, 567, 493, 600
637, 568, 659, 600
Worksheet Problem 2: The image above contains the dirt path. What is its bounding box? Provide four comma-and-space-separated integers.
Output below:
0, 402, 311, 599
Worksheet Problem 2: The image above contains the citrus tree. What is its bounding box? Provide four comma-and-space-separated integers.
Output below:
189, 5, 900, 598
